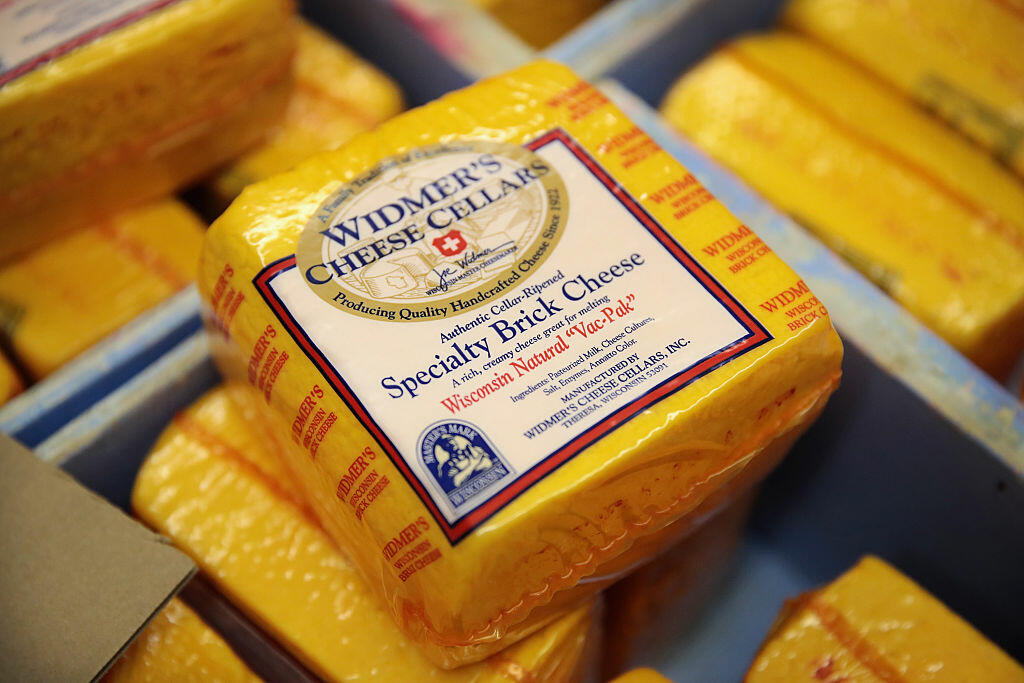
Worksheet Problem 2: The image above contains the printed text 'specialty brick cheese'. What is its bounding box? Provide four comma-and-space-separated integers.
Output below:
746, 556, 1024, 681
783, 0, 1024, 177
0, 199, 204, 379
132, 385, 598, 682
205, 19, 404, 209
662, 34, 1024, 378
468, 0, 609, 48
104, 598, 261, 683
0, 0, 295, 262
199, 60, 843, 666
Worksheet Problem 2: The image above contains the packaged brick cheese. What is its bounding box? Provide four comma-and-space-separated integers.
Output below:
662, 34, 1024, 378
198, 60, 843, 666
205, 19, 404, 210
0, 199, 204, 379
0, 0, 295, 262
104, 598, 261, 682
133, 385, 599, 682
610, 669, 674, 683
747, 556, 1024, 681
783, 0, 1024, 177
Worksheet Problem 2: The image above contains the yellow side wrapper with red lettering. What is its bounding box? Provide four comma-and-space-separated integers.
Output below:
746, 556, 1024, 682
132, 385, 597, 682
0, 199, 203, 379
205, 19, 403, 209
104, 598, 261, 683
783, 0, 1024, 177
199, 59, 842, 666
0, 0, 295, 263
662, 33, 1024, 377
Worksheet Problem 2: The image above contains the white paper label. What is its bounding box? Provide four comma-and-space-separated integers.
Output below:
0, 0, 182, 86
256, 130, 770, 543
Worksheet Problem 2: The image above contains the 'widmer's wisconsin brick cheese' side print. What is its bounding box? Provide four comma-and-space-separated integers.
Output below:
199, 61, 843, 668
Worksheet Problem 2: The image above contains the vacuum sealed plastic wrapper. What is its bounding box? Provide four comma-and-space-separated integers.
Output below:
662, 34, 1024, 378
468, 0, 609, 48
205, 19, 404, 209
0, 199, 204, 379
0, 0, 295, 262
199, 60, 842, 666
104, 598, 261, 682
133, 385, 599, 682
783, 0, 1024, 177
747, 556, 1024, 681
603, 491, 756, 678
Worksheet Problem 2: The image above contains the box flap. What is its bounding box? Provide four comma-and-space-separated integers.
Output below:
0, 434, 195, 681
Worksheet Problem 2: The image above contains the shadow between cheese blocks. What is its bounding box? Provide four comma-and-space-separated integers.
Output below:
199, 60, 843, 667
783, 0, 1024, 178
104, 598, 261, 683
746, 556, 1024, 681
661, 33, 1024, 378
0, 0, 295, 263
132, 385, 598, 682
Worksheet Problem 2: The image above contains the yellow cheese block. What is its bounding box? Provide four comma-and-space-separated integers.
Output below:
0, 199, 203, 379
206, 19, 403, 209
610, 669, 675, 683
0, 350, 23, 406
132, 385, 597, 682
0, 0, 295, 263
104, 597, 260, 683
783, 0, 1024, 177
662, 33, 1024, 377
469, 0, 609, 48
747, 556, 1024, 682
199, 59, 842, 666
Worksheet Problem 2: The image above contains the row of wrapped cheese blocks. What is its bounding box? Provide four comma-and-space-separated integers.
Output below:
660, 0, 1024, 379
106, 386, 1023, 681
0, 15, 403, 406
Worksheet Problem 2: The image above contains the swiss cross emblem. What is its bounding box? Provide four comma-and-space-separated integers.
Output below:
432, 230, 468, 257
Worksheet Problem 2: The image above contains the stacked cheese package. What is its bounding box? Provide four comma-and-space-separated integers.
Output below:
0, 0, 295, 261
205, 19, 404, 209
0, 351, 23, 407
0, 200, 204, 379
199, 59, 842, 666
784, 0, 1024, 178
662, 34, 1024, 377
104, 598, 260, 682
132, 385, 599, 681
747, 557, 1024, 681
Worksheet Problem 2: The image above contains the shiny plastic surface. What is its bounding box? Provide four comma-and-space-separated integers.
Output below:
783, 0, 1024, 177
206, 18, 404, 209
0, 200, 204, 379
198, 59, 841, 666
661, 33, 1024, 377
132, 385, 596, 682
104, 598, 261, 683
0, 0, 295, 262
746, 556, 1024, 682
